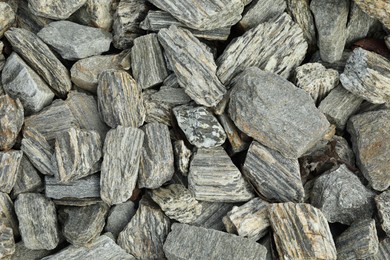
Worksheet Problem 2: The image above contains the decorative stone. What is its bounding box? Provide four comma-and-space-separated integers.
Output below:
15, 193, 60, 250
28, 0, 87, 20
173, 140, 192, 176
0, 150, 23, 194
138, 123, 174, 189
15, 2, 53, 34
192, 202, 235, 231
150, 87, 192, 106
11, 241, 53, 260
340, 48, 390, 104
0, 221, 15, 259
11, 155, 42, 198
4, 28, 72, 97
229, 67, 329, 159
243, 141, 304, 203
117, 198, 170, 259
142, 89, 174, 126
100, 126, 144, 205
2, 52, 54, 114
218, 113, 249, 154
269, 203, 337, 260
217, 13, 307, 84
375, 190, 390, 237
60, 202, 109, 246
151, 184, 202, 224
104, 201, 136, 238
0, 192, 19, 237
97, 70, 145, 128
347, 110, 390, 191
173, 105, 226, 148
354, 0, 390, 30
188, 147, 254, 202
0, 3, 15, 37
336, 219, 379, 259
158, 26, 226, 107
0, 95, 23, 151
71, 0, 113, 31
368, 238, 390, 260
163, 223, 268, 260
346, 2, 376, 46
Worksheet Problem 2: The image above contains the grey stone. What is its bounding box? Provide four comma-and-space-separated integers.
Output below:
104, 201, 136, 238
173, 105, 226, 148
151, 87, 192, 106
142, 89, 174, 126
375, 190, 390, 237
346, 2, 376, 46
0, 95, 24, 151
163, 223, 268, 260
0, 221, 15, 259
15, 193, 60, 250
15, 2, 53, 34
0, 150, 22, 194
38, 21, 112, 60
28, 0, 87, 20
217, 113, 249, 154
11, 155, 43, 198
310, 0, 349, 63
2, 52, 54, 114
11, 240, 53, 260
217, 13, 307, 84
354, 0, 390, 30
229, 67, 329, 159
311, 50, 352, 73
0, 3, 15, 37
192, 202, 235, 231
71, 0, 113, 31
367, 238, 390, 260
0, 192, 19, 238
173, 140, 192, 176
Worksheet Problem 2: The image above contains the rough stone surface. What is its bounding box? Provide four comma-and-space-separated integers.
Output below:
11, 241, 53, 260
163, 223, 268, 260
104, 201, 136, 238
243, 141, 304, 203
0, 95, 24, 151
368, 238, 390, 260
97, 70, 145, 128
142, 89, 174, 126
218, 113, 249, 154
117, 198, 170, 259
346, 2, 376, 46
15, 2, 53, 34
138, 123, 174, 189
15, 193, 60, 250
11, 155, 42, 198
71, 0, 113, 31
5, 28, 72, 97
229, 67, 329, 159
28, 0, 87, 20
0, 192, 19, 238
375, 190, 390, 237
340, 48, 390, 104
347, 110, 390, 191
173, 140, 192, 176
188, 147, 254, 202
158, 26, 226, 107
354, 0, 390, 30
0, 150, 22, 194
173, 105, 226, 148
0, 3, 15, 37
0, 221, 15, 259
100, 126, 144, 205
2, 52, 54, 114
269, 203, 337, 260
217, 13, 307, 84
192, 202, 235, 231
311, 164, 374, 225
310, 0, 349, 63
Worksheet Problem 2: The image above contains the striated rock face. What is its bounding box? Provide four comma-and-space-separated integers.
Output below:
28, 0, 87, 20
12, 155, 43, 197
158, 26, 226, 107
0, 3, 15, 37
0, 221, 15, 259
217, 13, 307, 84
0, 150, 23, 194
104, 201, 136, 238
269, 203, 337, 260
0, 192, 19, 238
375, 190, 390, 237
148, 0, 244, 30
0, 95, 24, 151
173, 140, 192, 176
346, 2, 376, 46
71, 0, 113, 31
354, 0, 390, 30
229, 67, 329, 159
347, 110, 390, 191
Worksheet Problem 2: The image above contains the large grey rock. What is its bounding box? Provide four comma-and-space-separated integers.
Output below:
346, 2, 376, 46
375, 190, 390, 237
367, 238, 390, 260
0, 192, 19, 237
71, 0, 113, 31
11, 155, 43, 198
104, 201, 136, 238
2, 52, 54, 114
11, 241, 54, 260
28, 0, 87, 20
347, 110, 390, 191
0, 95, 24, 151
354, 0, 390, 30
0, 221, 15, 259
0, 3, 15, 37
15, 193, 60, 250
310, 0, 349, 63
217, 13, 307, 84
0, 150, 23, 194
229, 67, 329, 159
163, 223, 268, 260
38, 21, 112, 60
15, 2, 53, 34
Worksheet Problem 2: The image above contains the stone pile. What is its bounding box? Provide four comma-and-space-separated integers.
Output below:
0, 0, 390, 259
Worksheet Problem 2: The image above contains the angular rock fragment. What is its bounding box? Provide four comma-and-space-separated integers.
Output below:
104, 201, 136, 238
243, 141, 304, 203
11, 241, 54, 260
347, 110, 390, 191
15, 2, 53, 34
2, 52, 54, 114
28, 0, 87, 19
0, 221, 15, 259
117, 198, 170, 259
354, 0, 390, 30
42, 235, 135, 260
173, 105, 226, 148
97, 70, 145, 128
239, 0, 286, 30
0, 3, 15, 37
294, 63, 339, 104
218, 113, 249, 154
0, 150, 22, 194
229, 67, 329, 159
15, 193, 59, 250
45, 174, 100, 200
138, 123, 174, 189
368, 238, 390, 260
5, 28, 72, 97
217, 13, 307, 84
223, 198, 269, 241
54, 128, 102, 183
148, 0, 243, 30
142, 89, 174, 126
151, 184, 202, 224
150, 87, 192, 106
346, 2, 376, 46
60, 202, 109, 245
140, 11, 230, 41
0, 192, 19, 237
11, 155, 42, 198
71, 0, 113, 30
375, 191, 390, 237
163, 223, 267, 260
310, 0, 349, 63
173, 140, 192, 176
319, 85, 363, 130
340, 48, 390, 104
188, 147, 254, 202
112, 0, 149, 49
269, 203, 337, 260
158, 26, 226, 107
311, 165, 374, 225
0, 95, 24, 151
100, 126, 144, 205
131, 33, 168, 89
192, 202, 235, 231
336, 219, 379, 259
